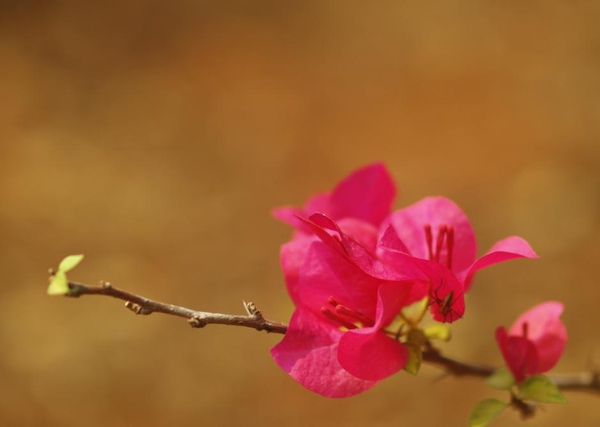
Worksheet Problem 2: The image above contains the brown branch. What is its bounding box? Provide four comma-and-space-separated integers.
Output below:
61, 280, 600, 396
65, 281, 288, 334
422, 345, 494, 378
422, 345, 600, 396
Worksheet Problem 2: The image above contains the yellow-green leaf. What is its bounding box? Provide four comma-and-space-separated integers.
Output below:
58, 254, 84, 273
518, 375, 567, 404
403, 344, 422, 375
485, 366, 515, 391
47, 271, 69, 295
469, 398, 509, 427
424, 324, 451, 342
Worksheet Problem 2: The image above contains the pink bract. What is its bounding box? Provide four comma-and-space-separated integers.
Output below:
273, 163, 398, 308
495, 301, 567, 382
380, 196, 538, 322
271, 240, 426, 397
273, 162, 396, 234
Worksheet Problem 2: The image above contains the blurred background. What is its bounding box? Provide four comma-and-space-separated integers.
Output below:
1, 1, 599, 426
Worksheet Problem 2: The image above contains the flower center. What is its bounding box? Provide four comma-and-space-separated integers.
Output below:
320, 296, 375, 330
424, 224, 454, 269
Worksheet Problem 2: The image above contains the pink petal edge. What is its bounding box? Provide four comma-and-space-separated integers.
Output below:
463, 236, 538, 291
329, 162, 396, 227
271, 308, 377, 398
338, 329, 407, 381
337, 283, 415, 381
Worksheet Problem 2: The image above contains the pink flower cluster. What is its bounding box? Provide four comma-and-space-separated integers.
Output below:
271, 163, 538, 397
496, 302, 567, 383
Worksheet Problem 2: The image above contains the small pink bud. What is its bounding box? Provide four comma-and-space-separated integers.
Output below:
495, 301, 567, 382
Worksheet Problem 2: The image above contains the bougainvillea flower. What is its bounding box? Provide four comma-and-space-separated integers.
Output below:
273, 162, 396, 234
271, 239, 427, 397
495, 301, 567, 383
275, 163, 398, 307
272, 163, 541, 396
379, 197, 538, 322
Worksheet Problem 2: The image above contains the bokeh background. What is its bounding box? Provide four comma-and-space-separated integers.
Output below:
1, 1, 599, 426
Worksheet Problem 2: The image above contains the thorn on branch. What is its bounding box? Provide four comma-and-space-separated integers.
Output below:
125, 301, 152, 315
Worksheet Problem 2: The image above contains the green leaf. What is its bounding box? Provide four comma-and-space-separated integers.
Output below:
58, 254, 84, 273
469, 398, 509, 427
423, 324, 451, 342
485, 366, 515, 391
517, 375, 567, 404
403, 344, 422, 375
47, 255, 84, 296
47, 271, 69, 295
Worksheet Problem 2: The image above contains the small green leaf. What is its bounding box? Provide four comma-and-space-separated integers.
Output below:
47, 271, 69, 295
485, 366, 515, 391
517, 375, 567, 404
58, 254, 84, 273
469, 398, 509, 427
423, 324, 451, 342
403, 344, 422, 375
47, 255, 84, 296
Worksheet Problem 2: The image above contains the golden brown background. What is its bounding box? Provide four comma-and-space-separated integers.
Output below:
1, 1, 599, 426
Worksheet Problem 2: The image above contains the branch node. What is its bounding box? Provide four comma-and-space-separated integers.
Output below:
100, 281, 112, 289
124, 301, 152, 315
189, 316, 207, 328
243, 301, 264, 320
